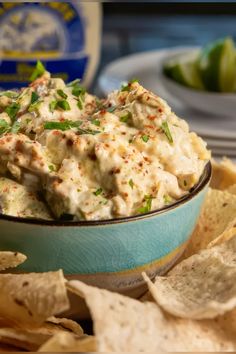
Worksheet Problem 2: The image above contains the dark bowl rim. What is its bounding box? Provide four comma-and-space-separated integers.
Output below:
0, 162, 211, 227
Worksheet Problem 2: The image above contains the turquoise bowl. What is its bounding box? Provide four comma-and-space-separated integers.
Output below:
0, 162, 211, 299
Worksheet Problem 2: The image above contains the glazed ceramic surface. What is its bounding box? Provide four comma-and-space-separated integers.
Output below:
0, 163, 211, 295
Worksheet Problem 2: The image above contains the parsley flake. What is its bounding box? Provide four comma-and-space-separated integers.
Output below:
129, 179, 134, 189
56, 100, 71, 111
0, 119, 21, 136
30, 60, 46, 82
161, 121, 173, 144
0, 91, 19, 99
106, 106, 117, 113
31, 91, 39, 104
72, 85, 86, 98
57, 89, 68, 99
92, 119, 100, 126
137, 195, 153, 214
49, 100, 70, 112
121, 79, 139, 92
5, 103, 20, 122
49, 165, 55, 172
77, 99, 83, 110
120, 111, 132, 123
44, 120, 100, 135
141, 134, 149, 143
49, 101, 57, 113
28, 92, 40, 112
93, 188, 103, 196
11, 121, 21, 134
44, 120, 82, 131
163, 194, 172, 204
0, 119, 10, 136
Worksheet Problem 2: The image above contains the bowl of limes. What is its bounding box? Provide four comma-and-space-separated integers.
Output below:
162, 37, 236, 117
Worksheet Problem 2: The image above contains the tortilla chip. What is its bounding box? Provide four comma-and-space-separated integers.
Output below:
211, 158, 236, 190
0, 270, 69, 326
227, 183, 236, 195
0, 342, 24, 352
67, 280, 236, 351
183, 188, 236, 258
207, 227, 236, 248
46, 317, 84, 336
0, 328, 49, 351
143, 234, 236, 320
0, 252, 26, 271
38, 332, 96, 352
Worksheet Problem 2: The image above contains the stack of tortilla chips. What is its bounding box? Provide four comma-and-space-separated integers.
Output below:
0, 158, 236, 352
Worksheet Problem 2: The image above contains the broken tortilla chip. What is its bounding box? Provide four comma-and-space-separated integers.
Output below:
0, 328, 50, 351
211, 158, 236, 190
67, 280, 236, 351
227, 183, 236, 195
183, 188, 236, 258
143, 235, 236, 320
0, 270, 69, 327
0, 252, 26, 271
45, 317, 84, 336
38, 332, 96, 352
207, 227, 236, 248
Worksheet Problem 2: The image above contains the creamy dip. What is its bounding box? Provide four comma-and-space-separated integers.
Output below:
0, 64, 210, 221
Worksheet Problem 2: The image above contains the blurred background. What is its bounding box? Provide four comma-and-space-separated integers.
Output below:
0, 1, 235, 156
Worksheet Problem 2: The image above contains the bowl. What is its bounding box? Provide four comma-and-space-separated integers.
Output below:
161, 72, 236, 117
0, 162, 211, 300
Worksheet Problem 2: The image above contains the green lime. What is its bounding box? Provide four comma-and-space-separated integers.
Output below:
163, 51, 204, 90
198, 37, 235, 92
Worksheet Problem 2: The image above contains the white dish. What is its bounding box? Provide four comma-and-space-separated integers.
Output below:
205, 137, 236, 149
160, 49, 236, 118
98, 48, 236, 140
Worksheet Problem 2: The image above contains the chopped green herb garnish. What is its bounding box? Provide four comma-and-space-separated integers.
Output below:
30, 60, 46, 82
129, 179, 134, 189
77, 127, 101, 135
163, 194, 172, 204
11, 121, 21, 134
56, 100, 71, 111
49, 100, 71, 112
28, 101, 41, 113
161, 121, 173, 144
0, 119, 20, 136
44, 120, 100, 135
57, 89, 68, 99
120, 111, 132, 123
72, 85, 86, 98
31, 91, 39, 104
93, 188, 103, 196
137, 195, 153, 214
77, 188, 81, 193
121, 78, 139, 92
28, 92, 40, 112
141, 134, 149, 143
77, 98, 83, 110
5, 103, 20, 122
67, 78, 81, 87
49, 165, 55, 172
0, 91, 19, 99
184, 180, 187, 187
106, 106, 117, 113
92, 119, 100, 126
44, 120, 82, 131
0, 119, 10, 136
49, 101, 57, 113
